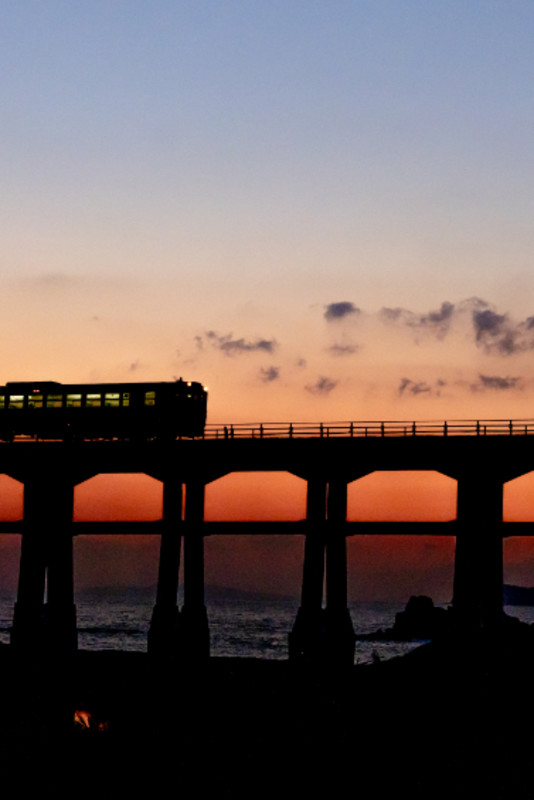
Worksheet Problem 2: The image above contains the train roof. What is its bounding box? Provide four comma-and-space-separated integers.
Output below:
2, 379, 206, 392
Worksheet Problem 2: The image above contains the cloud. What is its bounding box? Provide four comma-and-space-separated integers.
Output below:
398, 378, 447, 397
305, 376, 338, 395
202, 331, 277, 356
420, 301, 455, 330
328, 343, 359, 357
471, 374, 522, 391
259, 366, 280, 382
324, 302, 360, 321
398, 378, 432, 396
377, 297, 534, 355
472, 308, 525, 355
380, 301, 455, 339
18, 271, 129, 293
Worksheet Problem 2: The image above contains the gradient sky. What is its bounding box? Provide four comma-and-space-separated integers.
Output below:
2, 2, 534, 601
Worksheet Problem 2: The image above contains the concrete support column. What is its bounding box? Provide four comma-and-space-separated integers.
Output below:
12, 478, 77, 653
453, 472, 504, 632
289, 479, 327, 661
182, 481, 209, 658
325, 480, 355, 666
46, 481, 77, 653
148, 479, 184, 656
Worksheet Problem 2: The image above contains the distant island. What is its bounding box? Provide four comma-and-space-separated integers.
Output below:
504, 584, 534, 606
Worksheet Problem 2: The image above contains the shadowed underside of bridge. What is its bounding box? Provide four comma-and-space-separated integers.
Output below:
0, 432, 533, 663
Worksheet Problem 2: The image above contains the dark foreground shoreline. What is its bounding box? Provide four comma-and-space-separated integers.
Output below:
1, 634, 534, 799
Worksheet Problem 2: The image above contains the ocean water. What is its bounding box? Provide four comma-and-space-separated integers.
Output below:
0, 591, 532, 664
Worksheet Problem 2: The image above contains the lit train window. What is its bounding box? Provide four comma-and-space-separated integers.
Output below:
104, 393, 120, 407
0, 396, 5, 409
8, 395, 24, 409
85, 394, 101, 407
66, 394, 82, 408
28, 394, 44, 409
144, 391, 156, 406
122, 392, 130, 407
46, 395, 63, 408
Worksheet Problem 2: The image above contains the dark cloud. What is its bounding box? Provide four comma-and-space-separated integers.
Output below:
420, 301, 455, 329
380, 301, 455, 339
324, 302, 360, 321
378, 297, 534, 354
471, 308, 528, 355
305, 376, 338, 395
328, 343, 359, 357
202, 331, 277, 356
398, 378, 447, 397
259, 366, 280, 382
398, 378, 432, 396
472, 374, 521, 391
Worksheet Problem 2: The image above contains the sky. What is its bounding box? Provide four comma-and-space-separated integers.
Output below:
2, 1, 534, 602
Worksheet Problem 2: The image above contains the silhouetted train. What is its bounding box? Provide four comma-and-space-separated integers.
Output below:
0, 379, 207, 441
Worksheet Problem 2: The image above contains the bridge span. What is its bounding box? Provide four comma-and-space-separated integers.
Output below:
1, 417, 534, 663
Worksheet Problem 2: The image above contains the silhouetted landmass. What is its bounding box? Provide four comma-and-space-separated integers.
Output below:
2, 597, 534, 797
356, 593, 534, 642
2, 626, 534, 799
503, 583, 534, 605
355, 594, 450, 641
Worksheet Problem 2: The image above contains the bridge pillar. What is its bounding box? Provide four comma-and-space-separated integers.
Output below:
453, 472, 504, 632
148, 478, 183, 657
289, 479, 327, 661
325, 480, 355, 666
11, 478, 77, 653
181, 481, 209, 659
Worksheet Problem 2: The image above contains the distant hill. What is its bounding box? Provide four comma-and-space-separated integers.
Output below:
504, 585, 534, 606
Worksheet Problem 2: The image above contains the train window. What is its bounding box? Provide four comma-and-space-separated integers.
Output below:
144, 391, 156, 406
104, 393, 120, 407
85, 394, 101, 407
8, 395, 24, 409
122, 392, 130, 407
0, 396, 5, 409
46, 394, 63, 408
28, 394, 44, 409
66, 394, 82, 408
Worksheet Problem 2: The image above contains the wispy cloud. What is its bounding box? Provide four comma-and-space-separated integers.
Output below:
398, 377, 447, 397
380, 301, 455, 340
471, 374, 522, 391
259, 366, 280, 382
328, 343, 359, 357
199, 331, 277, 356
305, 376, 338, 395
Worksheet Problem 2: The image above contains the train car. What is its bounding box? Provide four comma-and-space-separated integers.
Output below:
0, 379, 207, 441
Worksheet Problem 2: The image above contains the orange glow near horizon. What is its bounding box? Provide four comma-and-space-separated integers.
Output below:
205, 472, 306, 521
0, 467, 533, 599
348, 470, 457, 521
74, 474, 162, 521
0, 476, 23, 520
504, 472, 534, 521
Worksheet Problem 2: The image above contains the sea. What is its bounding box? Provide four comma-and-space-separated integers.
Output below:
0, 589, 533, 664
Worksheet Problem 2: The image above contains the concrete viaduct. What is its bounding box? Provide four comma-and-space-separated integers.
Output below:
1, 419, 534, 663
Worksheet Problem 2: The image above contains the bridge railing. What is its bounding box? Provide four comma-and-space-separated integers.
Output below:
203, 419, 534, 439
